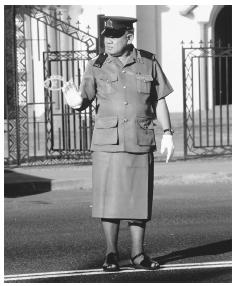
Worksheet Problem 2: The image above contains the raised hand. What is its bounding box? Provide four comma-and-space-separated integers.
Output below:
62, 79, 83, 109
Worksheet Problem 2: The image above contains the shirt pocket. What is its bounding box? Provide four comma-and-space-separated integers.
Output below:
136, 117, 156, 146
93, 116, 118, 145
97, 74, 118, 95
136, 74, 153, 94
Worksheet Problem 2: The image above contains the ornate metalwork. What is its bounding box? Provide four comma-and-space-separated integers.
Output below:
15, 11, 29, 163
6, 8, 29, 165
20, 151, 92, 166
44, 50, 97, 62
43, 50, 96, 161
16, 5, 97, 52
182, 41, 232, 158
4, 6, 17, 164
5, 5, 98, 166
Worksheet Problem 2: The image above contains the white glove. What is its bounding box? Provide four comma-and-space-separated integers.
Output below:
160, 134, 175, 163
62, 79, 82, 109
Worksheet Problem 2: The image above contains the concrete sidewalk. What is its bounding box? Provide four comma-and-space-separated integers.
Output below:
4, 156, 232, 197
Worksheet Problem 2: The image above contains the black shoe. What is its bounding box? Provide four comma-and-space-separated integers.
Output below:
130, 252, 160, 270
103, 252, 120, 272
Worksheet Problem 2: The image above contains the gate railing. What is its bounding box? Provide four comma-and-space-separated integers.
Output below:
182, 41, 232, 158
43, 50, 95, 163
23, 6, 97, 51
5, 5, 98, 166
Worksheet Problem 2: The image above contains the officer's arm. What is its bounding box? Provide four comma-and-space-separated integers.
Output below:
157, 98, 175, 163
153, 58, 174, 162
74, 61, 96, 111
156, 98, 172, 131
152, 56, 173, 131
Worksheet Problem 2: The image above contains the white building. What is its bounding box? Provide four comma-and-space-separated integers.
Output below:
69, 5, 231, 112
5, 5, 232, 164
25, 5, 232, 114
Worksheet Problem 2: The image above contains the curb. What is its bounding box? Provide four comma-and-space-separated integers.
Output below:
154, 172, 232, 185
4, 172, 232, 197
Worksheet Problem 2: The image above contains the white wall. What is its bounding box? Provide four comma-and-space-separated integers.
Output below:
31, 5, 215, 115
162, 6, 202, 113
136, 6, 157, 54
137, 5, 214, 113
29, 5, 136, 118
74, 5, 209, 113
68, 5, 137, 44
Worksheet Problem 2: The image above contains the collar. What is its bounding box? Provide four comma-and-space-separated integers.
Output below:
124, 45, 144, 64
105, 54, 114, 63
104, 45, 139, 66
120, 45, 145, 65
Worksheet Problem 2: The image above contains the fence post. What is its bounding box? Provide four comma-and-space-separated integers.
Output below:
182, 43, 187, 159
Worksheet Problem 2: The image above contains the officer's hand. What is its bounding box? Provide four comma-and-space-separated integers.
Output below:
62, 79, 82, 109
160, 134, 175, 163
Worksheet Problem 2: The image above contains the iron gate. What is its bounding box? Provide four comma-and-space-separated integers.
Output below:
182, 41, 232, 158
4, 5, 98, 166
43, 50, 96, 163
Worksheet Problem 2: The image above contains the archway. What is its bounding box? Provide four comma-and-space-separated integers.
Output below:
214, 6, 232, 105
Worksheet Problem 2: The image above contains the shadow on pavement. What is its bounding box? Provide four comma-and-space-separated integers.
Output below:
4, 169, 52, 198
156, 239, 232, 264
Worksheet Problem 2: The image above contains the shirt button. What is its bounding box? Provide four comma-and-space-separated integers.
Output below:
123, 86, 126, 89
122, 70, 126, 73
124, 101, 128, 105
123, 118, 128, 123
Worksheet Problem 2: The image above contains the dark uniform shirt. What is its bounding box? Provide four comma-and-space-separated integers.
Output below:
78, 46, 173, 153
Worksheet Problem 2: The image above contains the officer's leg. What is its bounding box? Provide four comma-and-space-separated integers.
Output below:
101, 218, 120, 255
128, 220, 146, 259
129, 220, 159, 269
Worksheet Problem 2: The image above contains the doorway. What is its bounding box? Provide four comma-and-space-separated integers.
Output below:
214, 5, 232, 105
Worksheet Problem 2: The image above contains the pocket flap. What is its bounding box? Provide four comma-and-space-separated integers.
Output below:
95, 117, 118, 128
136, 74, 153, 82
137, 118, 154, 129
99, 74, 118, 82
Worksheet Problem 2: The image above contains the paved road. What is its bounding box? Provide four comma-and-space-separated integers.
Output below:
4, 182, 232, 282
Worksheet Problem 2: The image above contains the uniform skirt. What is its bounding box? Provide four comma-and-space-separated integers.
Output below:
92, 152, 154, 220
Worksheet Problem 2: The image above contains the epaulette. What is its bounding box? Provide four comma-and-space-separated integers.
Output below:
93, 53, 108, 68
139, 49, 155, 60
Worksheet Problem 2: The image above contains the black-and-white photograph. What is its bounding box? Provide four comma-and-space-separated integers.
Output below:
4, 3, 232, 283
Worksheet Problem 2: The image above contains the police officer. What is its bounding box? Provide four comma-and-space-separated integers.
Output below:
63, 16, 174, 271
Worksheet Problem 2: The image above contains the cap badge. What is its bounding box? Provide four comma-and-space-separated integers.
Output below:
106, 19, 113, 28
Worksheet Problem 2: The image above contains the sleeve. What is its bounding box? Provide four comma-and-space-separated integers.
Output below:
75, 60, 96, 111
152, 57, 174, 101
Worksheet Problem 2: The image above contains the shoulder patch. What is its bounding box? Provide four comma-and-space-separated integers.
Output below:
139, 49, 154, 60
93, 53, 108, 68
